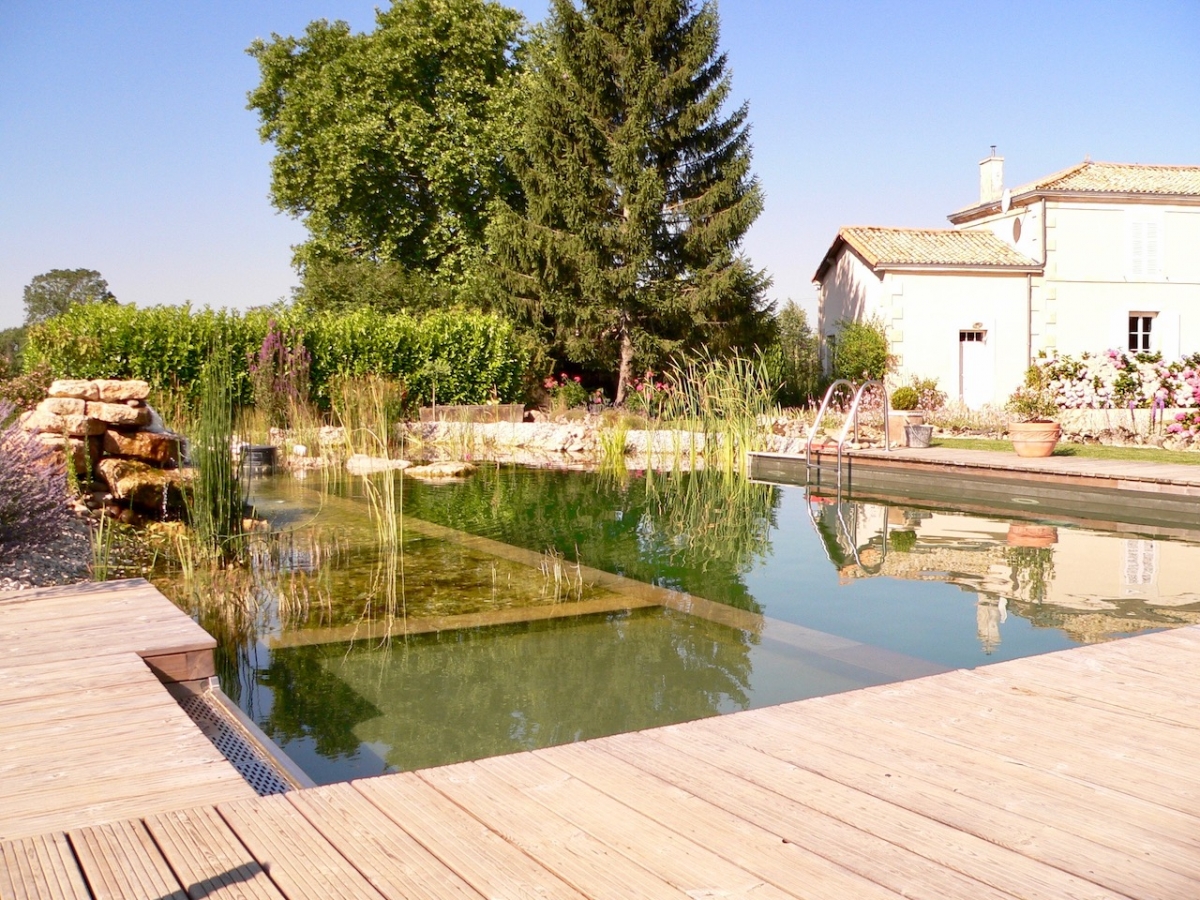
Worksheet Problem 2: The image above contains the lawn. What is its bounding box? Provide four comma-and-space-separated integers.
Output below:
932, 436, 1200, 465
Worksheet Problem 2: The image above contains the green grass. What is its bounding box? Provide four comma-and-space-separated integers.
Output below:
933, 436, 1200, 465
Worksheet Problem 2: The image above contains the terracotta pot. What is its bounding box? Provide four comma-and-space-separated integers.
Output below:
1006, 523, 1058, 548
887, 411, 925, 445
1008, 420, 1061, 458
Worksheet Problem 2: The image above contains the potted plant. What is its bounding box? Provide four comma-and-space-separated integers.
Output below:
1005, 371, 1061, 458
887, 385, 925, 446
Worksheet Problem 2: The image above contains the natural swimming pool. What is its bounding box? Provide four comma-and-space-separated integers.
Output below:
168, 466, 1200, 785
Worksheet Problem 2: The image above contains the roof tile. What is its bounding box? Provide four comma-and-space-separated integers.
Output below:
1017, 161, 1200, 196
838, 226, 1037, 269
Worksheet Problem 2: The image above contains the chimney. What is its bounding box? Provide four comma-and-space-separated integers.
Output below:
979, 146, 1004, 204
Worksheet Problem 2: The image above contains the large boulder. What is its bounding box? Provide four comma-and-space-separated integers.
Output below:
19, 409, 105, 437
48, 379, 99, 401
345, 454, 411, 475
102, 429, 182, 467
39, 397, 87, 416
86, 401, 151, 428
96, 458, 191, 512
94, 379, 150, 402
33, 433, 93, 476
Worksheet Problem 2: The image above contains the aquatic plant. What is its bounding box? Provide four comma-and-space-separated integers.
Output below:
188, 349, 244, 563
659, 350, 778, 474
247, 318, 312, 429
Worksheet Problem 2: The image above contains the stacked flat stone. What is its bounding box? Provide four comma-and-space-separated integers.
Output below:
21, 379, 186, 516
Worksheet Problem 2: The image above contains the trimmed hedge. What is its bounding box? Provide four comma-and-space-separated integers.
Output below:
24, 303, 529, 408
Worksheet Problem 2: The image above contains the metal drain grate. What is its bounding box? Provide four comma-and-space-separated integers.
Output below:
176, 689, 292, 797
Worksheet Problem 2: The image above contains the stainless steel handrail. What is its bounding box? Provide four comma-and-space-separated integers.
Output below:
833, 380, 891, 488
805, 379, 856, 469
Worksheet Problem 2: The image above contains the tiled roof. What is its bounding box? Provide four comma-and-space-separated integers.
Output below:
836, 226, 1038, 269
1015, 161, 1200, 196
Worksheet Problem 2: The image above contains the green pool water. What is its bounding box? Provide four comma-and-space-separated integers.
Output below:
169, 465, 1200, 785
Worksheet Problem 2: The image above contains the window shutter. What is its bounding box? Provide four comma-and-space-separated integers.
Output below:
1144, 220, 1161, 278
1130, 221, 1144, 277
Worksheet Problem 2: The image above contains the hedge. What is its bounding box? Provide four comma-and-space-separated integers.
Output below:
24, 303, 530, 408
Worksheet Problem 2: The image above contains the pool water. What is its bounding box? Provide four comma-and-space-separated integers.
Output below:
167, 466, 1200, 784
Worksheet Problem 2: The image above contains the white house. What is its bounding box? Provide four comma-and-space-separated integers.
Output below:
815, 155, 1200, 406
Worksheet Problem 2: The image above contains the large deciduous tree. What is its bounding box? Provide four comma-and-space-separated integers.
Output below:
489, 0, 771, 402
247, 0, 524, 287
22, 269, 115, 326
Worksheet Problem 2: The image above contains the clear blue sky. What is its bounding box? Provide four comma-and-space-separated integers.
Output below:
2, 1, 1197, 331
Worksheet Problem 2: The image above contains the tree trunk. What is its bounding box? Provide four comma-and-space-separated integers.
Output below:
615, 322, 634, 405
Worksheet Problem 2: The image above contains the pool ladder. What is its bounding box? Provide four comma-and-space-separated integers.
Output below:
805, 379, 892, 492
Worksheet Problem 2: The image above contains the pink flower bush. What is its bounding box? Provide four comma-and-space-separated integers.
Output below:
1033, 350, 1200, 411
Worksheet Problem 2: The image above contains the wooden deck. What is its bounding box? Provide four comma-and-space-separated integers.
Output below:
3, 579, 1199, 898
0, 581, 257, 843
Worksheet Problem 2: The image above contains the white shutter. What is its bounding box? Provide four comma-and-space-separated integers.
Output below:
1130, 221, 1145, 278
1158, 311, 1180, 358
1144, 220, 1161, 278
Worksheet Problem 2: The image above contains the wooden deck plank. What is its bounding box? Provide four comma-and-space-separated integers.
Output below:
68, 819, 187, 900
354, 773, 588, 900
634, 726, 1133, 900
0, 833, 90, 900
474, 752, 804, 900
818, 673, 1200, 814
545, 737, 1048, 900
771, 694, 1200, 856
0, 655, 153, 705
285, 783, 484, 900
536, 740, 977, 900
218, 795, 388, 900
418, 760, 694, 898
688, 707, 1196, 899
145, 806, 286, 900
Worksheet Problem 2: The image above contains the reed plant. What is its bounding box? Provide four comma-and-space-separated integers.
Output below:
658, 350, 779, 474
331, 374, 408, 638
188, 350, 244, 564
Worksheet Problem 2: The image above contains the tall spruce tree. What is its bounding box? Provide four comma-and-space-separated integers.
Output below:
489, 0, 771, 402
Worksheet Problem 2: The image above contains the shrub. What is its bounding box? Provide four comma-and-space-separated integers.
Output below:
247, 319, 311, 428
0, 402, 71, 558
24, 303, 531, 411
830, 318, 892, 383
543, 373, 588, 412
0, 363, 53, 411
889, 386, 919, 410
909, 375, 947, 410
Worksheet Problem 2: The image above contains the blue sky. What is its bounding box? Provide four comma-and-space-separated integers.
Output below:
2, 1, 1197, 331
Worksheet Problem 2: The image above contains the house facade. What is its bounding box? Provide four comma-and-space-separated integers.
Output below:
815, 157, 1200, 406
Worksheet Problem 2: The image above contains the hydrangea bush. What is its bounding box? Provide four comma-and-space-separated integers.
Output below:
1033, 349, 1200, 411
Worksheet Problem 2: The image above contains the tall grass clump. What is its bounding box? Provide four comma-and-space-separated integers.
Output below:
660, 351, 779, 474
0, 401, 71, 558
189, 351, 243, 564
332, 375, 407, 633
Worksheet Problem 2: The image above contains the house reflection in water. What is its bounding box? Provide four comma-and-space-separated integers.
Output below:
810, 495, 1200, 652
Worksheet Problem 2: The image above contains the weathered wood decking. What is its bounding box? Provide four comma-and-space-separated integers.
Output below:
0, 581, 257, 843
3, 580, 1200, 898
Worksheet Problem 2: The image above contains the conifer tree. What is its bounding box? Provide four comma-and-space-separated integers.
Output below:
489, 0, 771, 402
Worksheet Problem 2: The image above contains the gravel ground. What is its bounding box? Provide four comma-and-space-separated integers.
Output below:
0, 519, 93, 593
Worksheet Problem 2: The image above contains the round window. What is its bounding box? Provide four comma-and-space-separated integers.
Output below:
1012, 217, 1023, 242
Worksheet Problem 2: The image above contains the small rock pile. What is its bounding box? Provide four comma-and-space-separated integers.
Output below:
20, 379, 186, 522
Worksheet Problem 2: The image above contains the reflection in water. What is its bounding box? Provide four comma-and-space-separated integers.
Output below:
153, 466, 1200, 783
808, 491, 1200, 651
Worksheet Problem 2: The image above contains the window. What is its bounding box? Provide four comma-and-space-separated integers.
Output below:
960, 330, 985, 343
1128, 314, 1155, 352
